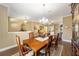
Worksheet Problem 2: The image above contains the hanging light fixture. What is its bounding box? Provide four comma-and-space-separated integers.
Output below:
40, 4, 49, 24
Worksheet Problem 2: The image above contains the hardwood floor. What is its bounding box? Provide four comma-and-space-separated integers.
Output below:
61, 41, 71, 56
0, 47, 18, 56
0, 41, 71, 56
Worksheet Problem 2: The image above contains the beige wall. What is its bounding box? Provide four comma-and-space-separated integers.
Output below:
63, 16, 72, 41
53, 17, 63, 35
74, 15, 79, 37
0, 5, 16, 49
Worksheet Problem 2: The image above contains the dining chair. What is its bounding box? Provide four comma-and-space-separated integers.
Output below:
47, 32, 50, 36
75, 46, 79, 56
58, 33, 62, 44
29, 32, 35, 39
45, 35, 52, 56
39, 35, 52, 56
16, 35, 34, 56
73, 42, 79, 56
51, 33, 59, 50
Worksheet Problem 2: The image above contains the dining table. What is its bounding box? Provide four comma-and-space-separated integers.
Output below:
23, 37, 48, 56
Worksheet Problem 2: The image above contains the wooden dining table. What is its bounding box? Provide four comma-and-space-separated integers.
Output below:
23, 37, 48, 56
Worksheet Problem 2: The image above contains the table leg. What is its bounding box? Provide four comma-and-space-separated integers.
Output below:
35, 52, 38, 56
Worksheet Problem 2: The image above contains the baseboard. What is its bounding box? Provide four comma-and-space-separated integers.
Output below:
62, 39, 71, 43
0, 44, 17, 52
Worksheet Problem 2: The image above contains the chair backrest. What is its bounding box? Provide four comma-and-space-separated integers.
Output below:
59, 33, 62, 38
55, 33, 59, 44
47, 35, 52, 48
52, 35, 55, 40
29, 32, 34, 39
51, 34, 59, 44
57, 33, 59, 39
16, 35, 21, 46
16, 35, 24, 56
51, 35, 57, 42
47, 32, 50, 36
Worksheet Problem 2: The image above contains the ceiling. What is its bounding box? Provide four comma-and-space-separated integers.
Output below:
3, 3, 71, 20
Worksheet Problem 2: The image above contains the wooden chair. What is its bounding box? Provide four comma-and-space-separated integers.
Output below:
51, 33, 59, 50
58, 33, 62, 41
75, 45, 79, 56
47, 32, 50, 36
16, 35, 34, 56
45, 35, 52, 56
29, 32, 34, 39
71, 40, 75, 56
73, 42, 79, 56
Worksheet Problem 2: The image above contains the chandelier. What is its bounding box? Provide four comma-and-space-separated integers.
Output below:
40, 17, 48, 24
39, 4, 49, 24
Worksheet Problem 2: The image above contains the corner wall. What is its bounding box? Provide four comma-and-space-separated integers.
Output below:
62, 16, 72, 42
0, 5, 16, 51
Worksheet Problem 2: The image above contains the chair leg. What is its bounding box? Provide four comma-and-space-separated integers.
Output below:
48, 51, 50, 56
55, 44, 57, 50
45, 49, 50, 56
55, 42, 58, 50
47, 49, 50, 56
45, 52, 50, 56
45, 49, 47, 56
45, 52, 47, 56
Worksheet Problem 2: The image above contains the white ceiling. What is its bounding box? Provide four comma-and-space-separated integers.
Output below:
4, 3, 71, 20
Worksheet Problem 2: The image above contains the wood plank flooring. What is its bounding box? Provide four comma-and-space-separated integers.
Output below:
61, 41, 71, 56
0, 47, 18, 56
0, 41, 71, 56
